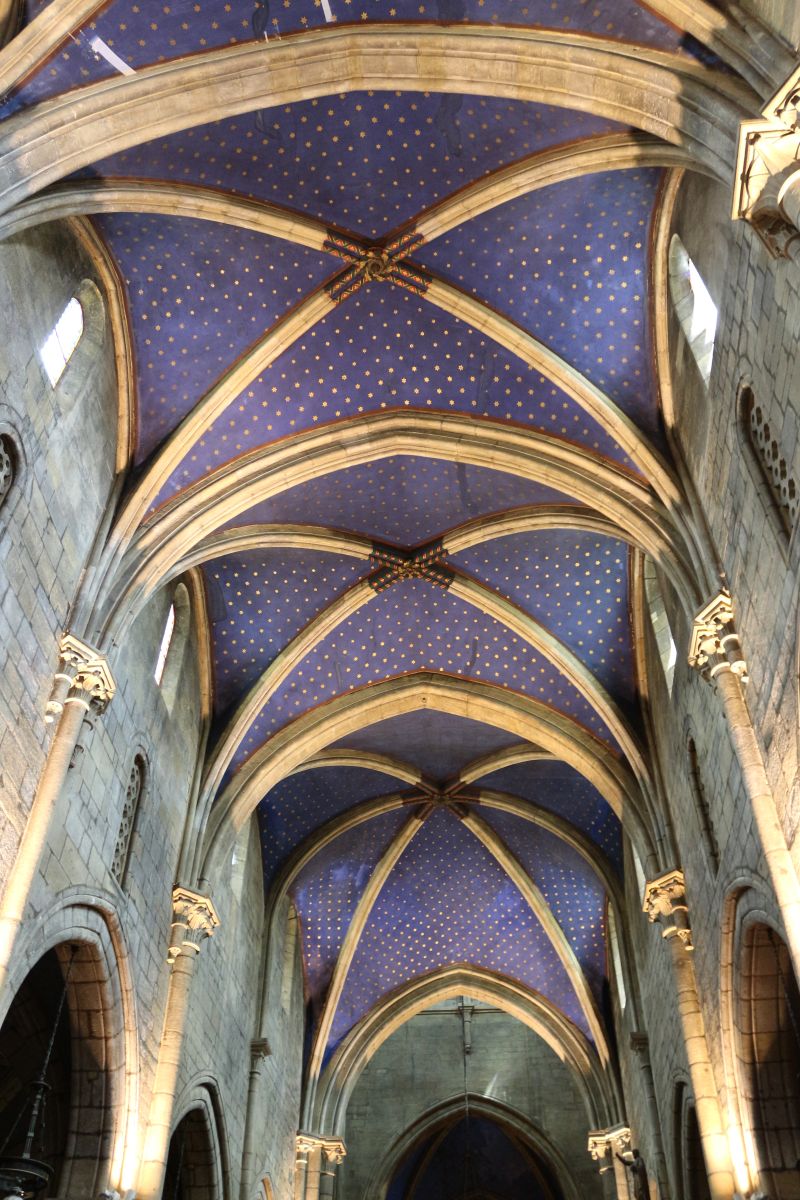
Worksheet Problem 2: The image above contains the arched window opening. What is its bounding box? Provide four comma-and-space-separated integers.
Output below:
643, 559, 677, 694
0, 950, 72, 1193
112, 755, 145, 885
230, 819, 250, 906
154, 583, 191, 712
684, 1103, 712, 1200
606, 906, 627, 1012
281, 903, 299, 1014
668, 234, 718, 387
164, 1108, 219, 1200
740, 384, 799, 538
154, 603, 176, 686
40, 296, 84, 387
737, 924, 800, 1199
687, 737, 719, 873
0, 434, 16, 510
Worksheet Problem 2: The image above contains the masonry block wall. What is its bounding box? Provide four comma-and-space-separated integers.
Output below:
0, 221, 306, 1200
338, 1005, 602, 1200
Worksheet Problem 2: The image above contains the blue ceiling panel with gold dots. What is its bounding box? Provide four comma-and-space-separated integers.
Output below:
79, 96, 619, 241
415, 168, 664, 440
203, 548, 371, 716
329, 806, 591, 1054
230, 579, 618, 769
217, 458, 578, 545
2, 4, 705, 120
258, 766, 408, 887
289, 808, 410, 1022
451, 530, 635, 713
403, 1115, 553, 1200
476, 811, 608, 1001
90, 212, 336, 462
160, 282, 632, 499
474, 760, 622, 870
333, 711, 524, 783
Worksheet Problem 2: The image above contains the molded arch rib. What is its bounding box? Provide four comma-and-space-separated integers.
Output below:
0, 26, 756, 218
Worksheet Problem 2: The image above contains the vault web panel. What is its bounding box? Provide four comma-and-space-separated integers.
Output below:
290, 808, 409, 1021
219, 457, 578, 545
452, 529, 635, 713
203, 548, 370, 716
162, 283, 631, 497
3, 4, 698, 119
416, 168, 663, 439
231, 577, 617, 767
478, 811, 608, 1001
334, 711, 524, 783
329, 807, 590, 1054
258, 765, 409, 885
476, 760, 622, 869
90, 212, 335, 461
80, 95, 618, 241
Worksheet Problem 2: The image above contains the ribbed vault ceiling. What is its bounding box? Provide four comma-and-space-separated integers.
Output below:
0, 0, 762, 1124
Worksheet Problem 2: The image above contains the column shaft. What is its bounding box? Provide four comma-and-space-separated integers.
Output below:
667, 936, 734, 1200
0, 692, 89, 985
714, 668, 800, 978
138, 948, 199, 1200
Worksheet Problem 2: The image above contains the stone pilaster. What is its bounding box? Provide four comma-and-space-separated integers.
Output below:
137, 888, 220, 1200
642, 869, 734, 1199
642, 869, 693, 950
688, 591, 800, 984
733, 65, 800, 260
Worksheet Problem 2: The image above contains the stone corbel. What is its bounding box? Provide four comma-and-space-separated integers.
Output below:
642, 869, 693, 951
167, 886, 220, 963
45, 632, 116, 722
733, 65, 800, 259
687, 590, 748, 682
587, 1125, 632, 1173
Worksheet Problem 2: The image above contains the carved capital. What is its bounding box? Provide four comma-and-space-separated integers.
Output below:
587, 1125, 631, 1172
629, 1031, 650, 1058
295, 1134, 346, 1166
167, 886, 220, 963
643, 869, 693, 951
733, 65, 800, 258
688, 591, 748, 682
46, 633, 116, 721
250, 1038, 271, 1070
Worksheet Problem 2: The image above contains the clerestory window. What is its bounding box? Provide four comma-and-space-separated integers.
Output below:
112, 755, 145, 884
40, 296, 84, 387
740, 383, 798, 539
668, 234, 718, 387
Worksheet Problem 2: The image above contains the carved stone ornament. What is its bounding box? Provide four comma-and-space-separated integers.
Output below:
732, 64, 800, 259
295, 1134, 347, 1166
45, 632, 116, 721
250, 1038, 271, 1069
642, 869, 693, 951
167, 886, 220, 963
687, 590, 748, 681
587, 1125, 632, 1171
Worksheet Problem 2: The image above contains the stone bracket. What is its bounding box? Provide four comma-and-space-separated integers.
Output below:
733, 64, 800, 258
642, 868, 693, 951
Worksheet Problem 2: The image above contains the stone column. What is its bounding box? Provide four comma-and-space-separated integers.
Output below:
643, 871, 734, 1200
239, 1038, 271, 1200
688, 591, 800, 979
137, 887, 220, 1200
295, 1136, 346, 1200
629, 1032, 670, 1199
0, 633, 115, 989
587, 1125, 632, 1200
732, 66, 800, 260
